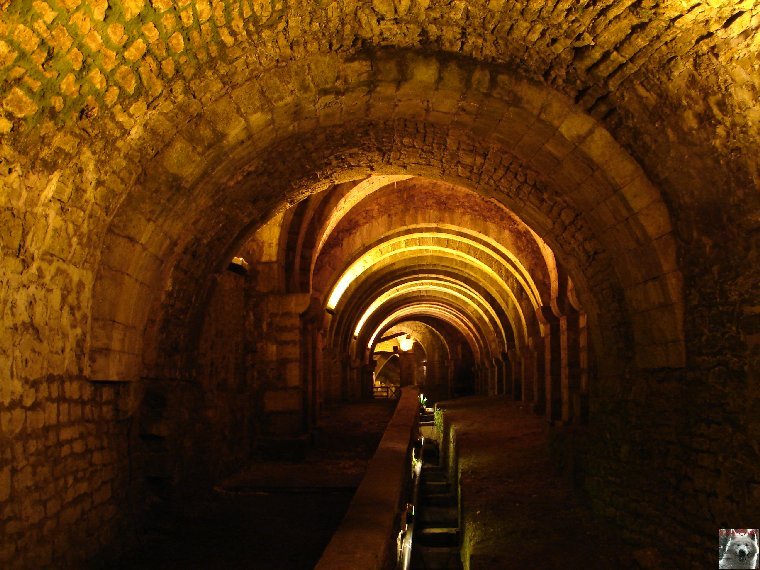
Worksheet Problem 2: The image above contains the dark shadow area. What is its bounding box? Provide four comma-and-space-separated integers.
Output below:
114, 400, 397, 569
115, 491, 353, 569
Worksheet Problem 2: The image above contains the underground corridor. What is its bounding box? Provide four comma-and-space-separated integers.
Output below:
1, 2, 758, 569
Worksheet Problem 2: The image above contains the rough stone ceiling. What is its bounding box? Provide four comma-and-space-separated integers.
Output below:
1, 1, 757, 183
1, 0, 757, 386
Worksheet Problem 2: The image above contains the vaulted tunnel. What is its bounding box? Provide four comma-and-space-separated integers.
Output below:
1, 1, 758, 568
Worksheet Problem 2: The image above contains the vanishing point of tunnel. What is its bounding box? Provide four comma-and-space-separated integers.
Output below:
0, 1, 758, 569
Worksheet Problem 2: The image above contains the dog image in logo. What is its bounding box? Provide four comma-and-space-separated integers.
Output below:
720, 529, 758, 569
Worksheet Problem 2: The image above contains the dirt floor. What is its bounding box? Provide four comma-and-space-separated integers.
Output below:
115, 399, 397, 569
437, 396, 637, 569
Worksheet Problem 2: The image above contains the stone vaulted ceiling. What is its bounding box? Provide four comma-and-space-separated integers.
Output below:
0, 2, 759, 568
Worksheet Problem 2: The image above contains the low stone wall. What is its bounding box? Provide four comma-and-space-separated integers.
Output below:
316, 387, 419, 570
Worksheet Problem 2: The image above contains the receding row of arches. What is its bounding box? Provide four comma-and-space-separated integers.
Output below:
183, 174, 644, 447
75, 70, 691, 561
1, 2, 755, 565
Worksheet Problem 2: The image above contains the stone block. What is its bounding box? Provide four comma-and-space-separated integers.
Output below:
0, 540, 16, 563
511, 118, 555, 163
619, 175, 658, 213
206, 95, 248, 141
93, 483, 112, 505
27, 410, 45, 431
60, 426, 80, 441
59, 503, 82, 525
114, 66, 137, 94
161, 135, 206, 182
579, 126, 640, 188
0, 466, 10, 501
284, 361, 301, 387
122, 0, 144, 20
46, 496, 61, 517
3, 87, 37, 118
636, 200, 672, 240
21, 386, 36, 407
44, 402, 57, 425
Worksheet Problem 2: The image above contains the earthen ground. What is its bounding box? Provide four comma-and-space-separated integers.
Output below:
438, 396, 636, 569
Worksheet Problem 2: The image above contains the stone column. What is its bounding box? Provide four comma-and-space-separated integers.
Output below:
398, 350, 416, 387
531, 335, 546, 414
561, 307, 581, 425
542, 307, 562, 423
447, 359, 455, 398
508, 348, 522, 401
520, 347, 534, 403
255, 292, 311, 437
300, 296, 324, 430
502, 355, 513, 396
493, 352, 502, 395
360, 361, 376, 399
576, 312, 590, 423
474, 364, 484, 394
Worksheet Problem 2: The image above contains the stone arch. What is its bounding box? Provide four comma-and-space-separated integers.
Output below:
88, 54, 684, 387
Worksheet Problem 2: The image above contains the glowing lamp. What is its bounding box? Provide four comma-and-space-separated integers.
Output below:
399, 335, 414, 352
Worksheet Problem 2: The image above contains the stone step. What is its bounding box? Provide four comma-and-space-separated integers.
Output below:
420, 492, 458, 508
421, 469, 448, 484
418, 505, 458, 527
414, 526, 461, 548
411, 546, 463, 569
421, 480, 452, 496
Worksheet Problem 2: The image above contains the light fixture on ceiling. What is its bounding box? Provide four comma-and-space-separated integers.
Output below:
399, 335, 414, 352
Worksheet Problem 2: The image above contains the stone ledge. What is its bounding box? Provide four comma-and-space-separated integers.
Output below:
316, 386, 419, 570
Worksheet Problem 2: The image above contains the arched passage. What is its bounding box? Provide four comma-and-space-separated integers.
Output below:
1, 3, 756, 567
90, 56, 684, 391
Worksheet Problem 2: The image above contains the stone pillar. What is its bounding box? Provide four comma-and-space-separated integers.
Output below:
532, 335, 546, 414
576, 312, 590, 423
300, 297, 324, 430
508, 348, 522, 401
399, 350, 416, 387
255, 293, 311, 437
561, 307, 581, 425
496, 354, 506, 395
360, 361, 376, 399
503, 355, 513, 396
485, 359, 494, 395
474, 364, 484, 394
542, 307, 562, 423
521, 347, 534, 403
321, 346, 341, 404
348, 361, 362, 401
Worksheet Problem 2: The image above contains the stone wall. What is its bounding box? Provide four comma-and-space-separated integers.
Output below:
551, 361, 759, 566
0, 376, 133, 569
0, 0, 757, 566
135, 268, 257, 523
0, 146, 135, 567
195, 269, 255, 476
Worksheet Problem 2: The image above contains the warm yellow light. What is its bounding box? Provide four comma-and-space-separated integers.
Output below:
366, 303, 485, 361
325, 230, 540, 334
314, 175, 412, 262
353, 279, 506, 346
399, 335, 414, 351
